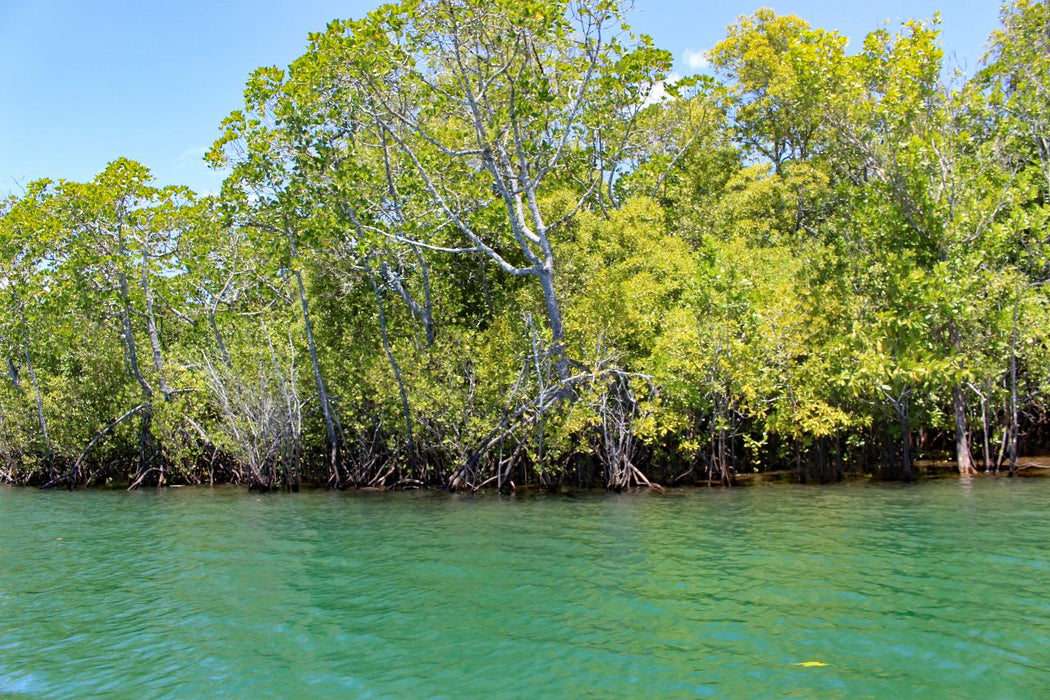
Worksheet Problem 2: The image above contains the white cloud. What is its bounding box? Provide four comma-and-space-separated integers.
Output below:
683, 48, 710, 72
178, 146, 209, 162
641, 71, 682, 108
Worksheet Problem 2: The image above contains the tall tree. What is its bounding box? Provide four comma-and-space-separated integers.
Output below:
305, 0, 672, 381
209, 71, 347, 487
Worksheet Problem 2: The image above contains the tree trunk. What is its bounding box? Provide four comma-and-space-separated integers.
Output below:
833, 435, 844, 481
412, 246, 435, 347
381, 259, 434, 349
209, 309, 232, 368
23, 345, 53, 480
111, 225, 160, 485
6, 358, 19, 388
368, 267, 417, 478
900, 405, 913, 482
117, 269, 153, 400
538, 262, 570, 382
285, 219, 341, 486
947, 322, 976, 475
135, 404, 156, 485
816, 438, 827, 483
141, 250, 171, 401
953, 385, 977, 474
1009, 287, 1020, 474
294, 266, 342, 487
979, 384, 991, 472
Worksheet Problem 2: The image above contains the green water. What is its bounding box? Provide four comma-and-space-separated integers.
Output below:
1, 480, 1048, 698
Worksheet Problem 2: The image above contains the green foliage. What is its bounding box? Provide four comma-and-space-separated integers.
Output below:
1, 0, 1047, 488
710, 9, 849, 168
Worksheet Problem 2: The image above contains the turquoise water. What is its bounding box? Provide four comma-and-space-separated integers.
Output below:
1, 479, 1048, 697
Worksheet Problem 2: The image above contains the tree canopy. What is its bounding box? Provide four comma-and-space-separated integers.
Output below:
2, 0, 1048, 490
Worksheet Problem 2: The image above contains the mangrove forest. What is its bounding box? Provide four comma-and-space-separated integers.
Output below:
2, 0, 1049, 491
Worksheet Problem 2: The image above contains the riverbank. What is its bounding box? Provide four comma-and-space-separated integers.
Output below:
6, 456, 1049, 495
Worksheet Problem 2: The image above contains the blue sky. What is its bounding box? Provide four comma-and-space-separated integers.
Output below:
0, 1, 1002, 197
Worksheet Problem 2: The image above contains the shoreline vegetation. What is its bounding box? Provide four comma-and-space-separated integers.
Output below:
6, 459, 1050, 494
2, 0, 1049, 493
9, 449, 1050, 492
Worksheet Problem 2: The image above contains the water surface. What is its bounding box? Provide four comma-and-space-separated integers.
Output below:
1, 479, 1048, 697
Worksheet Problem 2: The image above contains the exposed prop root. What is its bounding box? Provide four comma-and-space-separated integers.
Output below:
630, 465, 663, 491
43, 403, 150, 489
128, 466, 162, 491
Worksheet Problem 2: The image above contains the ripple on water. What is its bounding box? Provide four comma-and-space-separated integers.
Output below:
1, 480, 1050, 696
